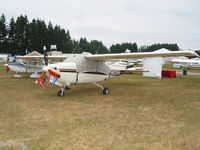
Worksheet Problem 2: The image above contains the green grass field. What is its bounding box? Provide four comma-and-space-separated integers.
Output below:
0, 63, 200, 150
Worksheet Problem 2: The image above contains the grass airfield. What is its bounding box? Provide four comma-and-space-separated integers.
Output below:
0, 63, 200, 150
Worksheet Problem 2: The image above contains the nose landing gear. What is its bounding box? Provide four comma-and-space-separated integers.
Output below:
57, 90, 65, 96
57, 85, 70, 96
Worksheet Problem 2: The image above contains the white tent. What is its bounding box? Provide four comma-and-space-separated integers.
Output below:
142, 48, 182, 78
143, 57, 163, 79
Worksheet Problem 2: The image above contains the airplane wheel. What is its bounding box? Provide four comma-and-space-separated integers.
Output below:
57, 90, 65, 96
102, 87, 109, 95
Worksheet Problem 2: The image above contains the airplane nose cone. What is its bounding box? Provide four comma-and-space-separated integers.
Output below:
42, 66, 50, 72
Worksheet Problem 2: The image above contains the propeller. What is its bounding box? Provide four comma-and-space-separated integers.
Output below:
36, 46, 61, 88
36, 67, 60, 88
36, 46, 48, 88
43, 46, 48, 66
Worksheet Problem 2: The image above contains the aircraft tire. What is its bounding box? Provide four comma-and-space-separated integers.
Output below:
102, 87, 109, 95
65, 87, 70, 90
57, 90, 65, 96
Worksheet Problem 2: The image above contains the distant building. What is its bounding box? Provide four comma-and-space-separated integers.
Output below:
50, 45, 57, 50
48, 45, 63, 56
48, 51, 63, 56
26, 51, 42, 56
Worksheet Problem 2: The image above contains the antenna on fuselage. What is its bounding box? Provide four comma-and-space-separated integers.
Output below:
95, 47, 100, 54
72, 46, 78, 54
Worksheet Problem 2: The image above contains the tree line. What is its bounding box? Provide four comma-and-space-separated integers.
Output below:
139, 43, 180, 52
0, 14, 183, 55
0, 14, 110, 55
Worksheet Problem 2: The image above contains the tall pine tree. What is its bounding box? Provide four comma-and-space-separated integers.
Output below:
0, 14, 7, 53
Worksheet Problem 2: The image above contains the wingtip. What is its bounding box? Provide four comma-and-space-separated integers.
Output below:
194, 52, 199, 57
189, 51, 199, 57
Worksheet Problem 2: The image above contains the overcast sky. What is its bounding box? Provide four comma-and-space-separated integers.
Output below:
1, 0, 200, 50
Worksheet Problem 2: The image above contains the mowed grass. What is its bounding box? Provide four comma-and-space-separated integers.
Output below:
0, 62, 200, 150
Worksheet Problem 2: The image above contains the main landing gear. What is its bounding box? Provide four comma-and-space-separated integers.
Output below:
102, 87, 109, 95
57, 83, 109, 96
57, 86, 70, 96
93, 83, 109, 95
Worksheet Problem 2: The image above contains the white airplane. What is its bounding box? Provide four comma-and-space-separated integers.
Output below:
4, 61, 43, 78
171, 57, 200, 68
106, 49, 143, 75
4, 55, 68, 78
106, 59, 143, 75
20, 48, 195, 96
0, 54, 10, 62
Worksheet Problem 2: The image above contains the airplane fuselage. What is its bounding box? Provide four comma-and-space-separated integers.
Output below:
44, 62, 110, 88
6, 63, 43, 73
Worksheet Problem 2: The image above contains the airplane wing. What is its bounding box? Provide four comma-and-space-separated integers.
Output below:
16, 55, 68, 60
86, 51, 198, 61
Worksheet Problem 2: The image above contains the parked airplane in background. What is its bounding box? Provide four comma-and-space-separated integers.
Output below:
171, 57, 200, 68
4, 61, 43, 78
0, 54, 10, 62
4, 51, 68, 78
20, 47, 196, 96
107, 59, 143, 75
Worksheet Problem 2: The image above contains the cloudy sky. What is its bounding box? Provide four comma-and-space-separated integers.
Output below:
1, 0, 200, 50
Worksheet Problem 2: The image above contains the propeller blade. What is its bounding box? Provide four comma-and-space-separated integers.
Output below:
47, 69, 60, 85
48, 69, 60, 78
36, 72, 47, 89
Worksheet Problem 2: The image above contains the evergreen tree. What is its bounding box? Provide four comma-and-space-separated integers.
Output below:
47, 22, 56, 50
89, 40, 109, 54
0, 14, 8, 53
29, 19, 39, 52
64, 30, 73, 53
70, 39, 82, 53
36, 19, 48, 53
79, 37, 89, 53
110, 42, 137, 53
139, 43, 180, 52
8, 17, 16, 54
15, 15, 29, 54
